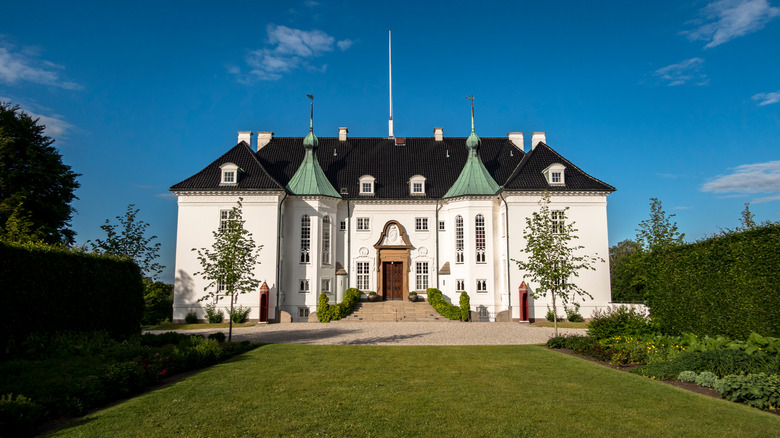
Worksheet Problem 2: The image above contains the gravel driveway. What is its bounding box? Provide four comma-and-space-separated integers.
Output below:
148, 322, 585, 346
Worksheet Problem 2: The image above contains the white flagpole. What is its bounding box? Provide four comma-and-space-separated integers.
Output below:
388, 29, 394, 139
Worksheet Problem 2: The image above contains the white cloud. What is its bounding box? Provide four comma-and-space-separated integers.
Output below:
673, 206, 693, 210
155, 193, 177, 200
231, 24, 351, 82
0, 96, 74, 137
682, 0, 780, 48
304, 1, 319, 7
0, 42, 81, 90
753, 194, 780, 203
752, 90, 780, 106
701, 161, 780, 200
655, 58, 708, 86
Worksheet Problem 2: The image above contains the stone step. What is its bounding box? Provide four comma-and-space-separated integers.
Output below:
337, 300, 447, 322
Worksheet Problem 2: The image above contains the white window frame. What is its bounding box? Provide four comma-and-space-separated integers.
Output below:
356, 217, 370, 231
299, 279, 310, 294
455, 215, 464, 264
321, 278, 332, 295
416, 262, 429, 291
298, 307, 310, 318
409, 174, 426, 196
340, 220, 347, 231
300, 215, 311, 263
438, 220, 445, 231
476, 279, 488, 293
552, 210, 565, 234
356, 262, 370, 291
475, 214, 486, 263
219, 162, 240, 185
359, 175, 376, 196
219, 209, 235, 230
456, 279, 465, 292
321, 215, 331, 265
415, 217, 429, 232
543, 163, 566, 186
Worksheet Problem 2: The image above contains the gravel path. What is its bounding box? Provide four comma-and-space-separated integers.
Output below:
148, 322, 585, 346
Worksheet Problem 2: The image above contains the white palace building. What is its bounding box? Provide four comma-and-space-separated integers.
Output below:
170, 103, 615, 322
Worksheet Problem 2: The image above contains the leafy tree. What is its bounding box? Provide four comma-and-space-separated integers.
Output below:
739, 203, 757, 230
513, 192, 603, 336
0, 102, 80, 244
142, 280, 174, 325
90, 204, 164, 280
192, 198, 262, 341
636, 197, 685, 252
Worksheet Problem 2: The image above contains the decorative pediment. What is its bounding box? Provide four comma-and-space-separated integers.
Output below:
374, 220, 412, 249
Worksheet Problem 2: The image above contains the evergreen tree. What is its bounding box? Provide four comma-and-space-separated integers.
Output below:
0, 102, 80, 244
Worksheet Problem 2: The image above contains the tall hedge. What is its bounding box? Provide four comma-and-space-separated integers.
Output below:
645, 225, 780, 338
0, 241, 144, 352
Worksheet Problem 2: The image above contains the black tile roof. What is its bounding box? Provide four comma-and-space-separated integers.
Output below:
503, 143, 615, 192
170, 137, 614, 196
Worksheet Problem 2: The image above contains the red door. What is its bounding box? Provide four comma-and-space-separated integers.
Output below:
383, 262, 403, 300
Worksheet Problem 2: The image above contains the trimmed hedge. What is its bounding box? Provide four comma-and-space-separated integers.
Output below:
0, 241, 144, 355
317, 288, 361, 322
645, 225, 780, 338
427, 288, 464, 321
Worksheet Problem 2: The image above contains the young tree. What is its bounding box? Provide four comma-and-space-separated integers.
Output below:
192, 198, 262, 341
513, 192, 603, 336
739, 202, 757, 230
636, 198, 685, 252
0, 102, 80, 244
90, 204, 164, 280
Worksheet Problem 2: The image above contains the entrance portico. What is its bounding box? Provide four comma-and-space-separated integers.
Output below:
374, 220, 412, 301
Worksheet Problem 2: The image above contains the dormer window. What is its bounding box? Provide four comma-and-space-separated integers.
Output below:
542, 163, 566, 186
359, 175, 375, 196
409, 174, 426, 196
220, 162, 241, 186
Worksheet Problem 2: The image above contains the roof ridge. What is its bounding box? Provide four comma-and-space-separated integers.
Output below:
533, 142, 616, 191
239, 142, 286, 191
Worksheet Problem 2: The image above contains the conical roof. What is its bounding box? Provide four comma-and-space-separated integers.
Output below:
286, 98, 341, 198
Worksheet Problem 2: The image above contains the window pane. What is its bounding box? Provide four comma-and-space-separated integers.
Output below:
475, 214, 486, 263
455, 215, 464, 263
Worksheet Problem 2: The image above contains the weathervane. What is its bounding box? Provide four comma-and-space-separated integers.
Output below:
306, 94, 314, 130
467, 95, 475, 131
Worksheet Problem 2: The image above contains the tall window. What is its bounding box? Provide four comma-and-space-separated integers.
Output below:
299, 279, 310, 293
321, 278, 332, 295
415, 217, 428, 231
219, 210, 235, 230
416, 262, 429, 291
356, 262, 370, 290
455, 215, 464, 263
321, 216, 331, 265
475, 214, 486, 263
456, 279, 465, 292
438, 220, 445, 231
357, 217, 370, 231
477, 279, 487, 293
300, 215, 310, 263
552, 210, 565, 234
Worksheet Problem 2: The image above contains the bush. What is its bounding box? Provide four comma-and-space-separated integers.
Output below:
142, 281, 173, 325
427, 289, 462, 320
317, 288, 361, 323
546, 306, 557, 322
677, 371, 697, 382
631, 349, 779, 380
587, 306, 654, 340
694, 371, 720, 388
208, 332, 226, 343
204, 303, 224, 323
715, 373, 780, 410
646, 224, 780, 338
0, 393, 43, 437
103, 361, 147, 397
565, 303, 584, 323
185, 309, 198, 324
459, 292, 470, 322
230, 305, 251, 323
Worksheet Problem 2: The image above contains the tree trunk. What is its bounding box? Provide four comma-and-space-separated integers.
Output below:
228, 292, 234, 342
552, 292, 559, 337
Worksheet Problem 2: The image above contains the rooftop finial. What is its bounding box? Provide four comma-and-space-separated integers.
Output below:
303, 94, 318, 149
465, 95, 480, 152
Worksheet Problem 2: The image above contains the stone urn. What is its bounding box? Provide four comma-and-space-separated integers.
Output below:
408, 293, 418, 302
368, 293, 381, 302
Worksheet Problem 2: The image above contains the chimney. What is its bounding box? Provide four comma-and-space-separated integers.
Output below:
434, 127, 444, 142
338, 127, 348, 141
532, 132, 546, 150
507, 132, 524, 151
256, 131, 274, 150
237, 131, 253, 147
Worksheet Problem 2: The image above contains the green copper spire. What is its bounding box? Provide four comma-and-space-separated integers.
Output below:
286, 95, 341, 198
443, 96, 500, 198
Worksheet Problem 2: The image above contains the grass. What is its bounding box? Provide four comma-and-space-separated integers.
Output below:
144, 322, 256, 331
45, 345, 780, 437
530, 320, 589, 329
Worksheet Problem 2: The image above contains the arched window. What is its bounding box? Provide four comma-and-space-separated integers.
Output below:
300, 215, 310, 263
455, 215, 464, 264
475, 214, 486, 263
321, 215, 331, 265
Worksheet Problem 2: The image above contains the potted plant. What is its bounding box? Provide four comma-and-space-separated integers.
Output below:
408, 291, 418, 302
368, 291, 381, 302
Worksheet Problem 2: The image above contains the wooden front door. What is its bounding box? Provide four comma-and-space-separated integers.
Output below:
383, 262, 404, 300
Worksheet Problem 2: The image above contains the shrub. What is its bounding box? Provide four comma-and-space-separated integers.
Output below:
714, 373, 780, 410
103, 361, 147, 397
677, 371, 698, 382
317, 288, 361, 323
587, 306, 654, 340
208, 332, 226, 343
204, 303, 224, 323
565, 303, 584, 323
546, 306, 557, 322
427, 288, 462, 320
459, 292, 470, 322
0, 393, 43, 437
694, 371, 720, 388
631, 349, 779, 379
230, 305, 251, 323
142, 281, 173, 325
185, 309, 198, 324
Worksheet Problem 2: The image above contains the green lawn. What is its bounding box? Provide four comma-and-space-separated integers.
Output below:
46, 345, 780, 437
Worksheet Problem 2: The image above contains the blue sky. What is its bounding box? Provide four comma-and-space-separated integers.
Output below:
2, 0, 779, 283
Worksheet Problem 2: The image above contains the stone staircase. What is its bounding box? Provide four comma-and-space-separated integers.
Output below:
337, 300, 446, 322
